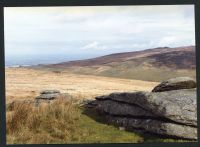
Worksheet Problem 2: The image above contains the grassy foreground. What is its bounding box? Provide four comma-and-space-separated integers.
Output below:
6, 100, 185, 144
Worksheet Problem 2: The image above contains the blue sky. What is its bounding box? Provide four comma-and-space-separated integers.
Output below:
4, 5, 195, 60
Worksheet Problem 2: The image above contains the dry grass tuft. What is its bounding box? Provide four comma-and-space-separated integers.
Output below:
6, 99, 80, 144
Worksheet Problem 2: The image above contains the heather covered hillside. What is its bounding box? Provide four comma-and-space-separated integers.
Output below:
40, 46, 196, 82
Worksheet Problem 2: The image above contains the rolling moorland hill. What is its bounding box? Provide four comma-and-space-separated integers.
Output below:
6, 46, 197, 143
42, 46, 196, 82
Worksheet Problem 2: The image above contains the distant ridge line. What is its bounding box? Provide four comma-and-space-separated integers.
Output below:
46, 45, 195, 68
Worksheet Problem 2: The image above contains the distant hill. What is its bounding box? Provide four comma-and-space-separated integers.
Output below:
42, 46, 196, 82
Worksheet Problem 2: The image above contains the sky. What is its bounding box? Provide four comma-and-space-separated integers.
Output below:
4, 5, 195, 64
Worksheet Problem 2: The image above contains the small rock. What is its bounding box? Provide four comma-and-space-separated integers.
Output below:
35, 91, 71, 107
36, 93, 70, 100
40, 90, 60, 94
36, 93, 62, 100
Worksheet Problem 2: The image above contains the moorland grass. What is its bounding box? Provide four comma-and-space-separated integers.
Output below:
6, 99, 187, 144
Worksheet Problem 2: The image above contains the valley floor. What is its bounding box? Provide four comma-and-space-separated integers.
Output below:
6, 67, 158, 104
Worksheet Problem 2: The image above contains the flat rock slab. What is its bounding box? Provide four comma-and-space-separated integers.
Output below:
34, 93, 72, 107
152, 77, 196, 92
96, 100, 155, 117
96, 89, 197, 126
105, 115, 197, 140
36, 93, 70, 100
40, 90, 60, 94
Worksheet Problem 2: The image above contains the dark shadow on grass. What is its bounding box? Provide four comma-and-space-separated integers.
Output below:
81, 107, 108, 124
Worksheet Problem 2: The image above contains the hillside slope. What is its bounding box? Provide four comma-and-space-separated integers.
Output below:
43, 46, 196, 82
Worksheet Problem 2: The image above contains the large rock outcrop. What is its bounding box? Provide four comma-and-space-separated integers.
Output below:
93, 77, 197, 140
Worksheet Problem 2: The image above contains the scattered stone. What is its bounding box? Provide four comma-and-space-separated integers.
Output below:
152, 77, 196, 92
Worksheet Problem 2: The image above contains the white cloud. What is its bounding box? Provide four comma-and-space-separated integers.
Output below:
4, 5, 195, 59
130, 41, 157, 50
81, 41, 107, 50
158, 36, 177, 46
